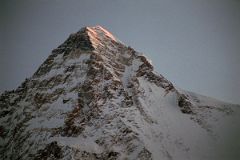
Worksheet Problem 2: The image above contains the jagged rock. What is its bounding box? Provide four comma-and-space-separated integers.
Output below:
34, 141, 63, 160
178, 94, 193, 114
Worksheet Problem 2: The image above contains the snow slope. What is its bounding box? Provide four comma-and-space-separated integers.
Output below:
0, 26, 239, 160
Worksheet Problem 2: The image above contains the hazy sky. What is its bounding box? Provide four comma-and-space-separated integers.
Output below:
1, 0, 240, 104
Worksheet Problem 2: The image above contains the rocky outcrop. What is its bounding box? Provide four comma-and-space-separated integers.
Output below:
177, 94, 193, 114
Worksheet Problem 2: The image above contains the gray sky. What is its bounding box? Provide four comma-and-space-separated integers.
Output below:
1, 0, 240, 104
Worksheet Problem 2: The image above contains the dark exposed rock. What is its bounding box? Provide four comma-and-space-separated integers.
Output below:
34, 141, 63, 160
138, 148, 152, 160
34, 93, 48, 107
33, 54, 57, 77
178, 94, 193, 114
0, 109, 12, 118
0, 126, 5, 138
59, 27, 94, 54
145, 72, 174, 91
73, 150, 119, 160
33, 88, 65, 107
64, 65, 75, 73
62, 99, 70, 104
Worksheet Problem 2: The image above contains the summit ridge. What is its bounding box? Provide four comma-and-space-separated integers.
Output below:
86, 25, 118, 43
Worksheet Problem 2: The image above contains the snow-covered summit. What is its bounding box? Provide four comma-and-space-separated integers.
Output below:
58, 25, 119, 52
0, 26, 240, 160
86, 25, 118, 42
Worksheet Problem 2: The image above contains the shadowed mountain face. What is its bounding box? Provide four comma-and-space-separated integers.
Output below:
0, 26, 240, 160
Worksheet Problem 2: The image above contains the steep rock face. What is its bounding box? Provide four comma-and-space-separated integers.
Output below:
0, 26, 240, 160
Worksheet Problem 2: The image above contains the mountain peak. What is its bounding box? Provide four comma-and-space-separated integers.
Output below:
1, 26, 240, 160
56, 26, 119, 52
86, 25, 118, 42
